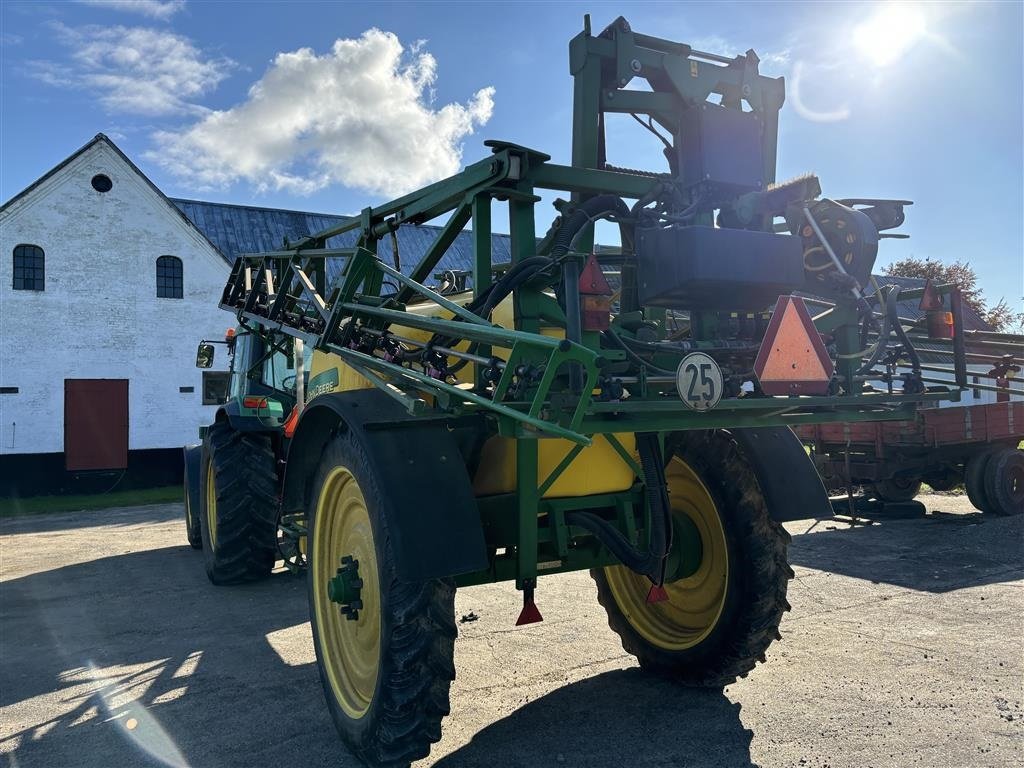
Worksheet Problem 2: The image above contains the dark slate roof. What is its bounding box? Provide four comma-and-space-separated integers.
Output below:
171, 198, 348, 261
171, 198, 514, 288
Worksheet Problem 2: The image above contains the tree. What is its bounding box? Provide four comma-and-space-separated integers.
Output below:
884, 256, 1023, 332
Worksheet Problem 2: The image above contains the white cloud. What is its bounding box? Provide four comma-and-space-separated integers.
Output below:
148, 28, 495, 198
30, 23, 233, 115
77, 1, 186, 20
760, 49, 791, 70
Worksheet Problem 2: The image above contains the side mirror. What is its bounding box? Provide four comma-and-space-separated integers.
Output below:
196, 343, 215, 369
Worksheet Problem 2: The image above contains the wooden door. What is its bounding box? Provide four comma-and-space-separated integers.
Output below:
64, 379, 129, 471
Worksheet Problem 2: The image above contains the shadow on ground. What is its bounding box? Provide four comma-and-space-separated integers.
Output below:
437, 669, 754, 768
4, 501, 1021, 766
0, 544, 353, 768
788, 507, 1024, 593
1, 538, 756, 768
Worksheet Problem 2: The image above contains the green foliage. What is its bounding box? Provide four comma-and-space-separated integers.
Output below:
0, 486, 180, 517
884, 257, 1023, 332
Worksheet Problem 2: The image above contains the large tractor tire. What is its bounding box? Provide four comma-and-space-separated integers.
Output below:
183, 451, 202, 550
199, 421, 279, 585
307, 431, 456, 768
964, 447, 998, 513
184, 481, 201, 552
870, 476, 923, 503
983, 448, 1024, 516
592, 431, 792, 687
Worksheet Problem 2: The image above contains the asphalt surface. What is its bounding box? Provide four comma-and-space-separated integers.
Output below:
1, 494, 1021, 768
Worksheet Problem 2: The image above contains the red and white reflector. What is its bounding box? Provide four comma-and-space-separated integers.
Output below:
578, 253, 612, 332
754, 296, 834, 396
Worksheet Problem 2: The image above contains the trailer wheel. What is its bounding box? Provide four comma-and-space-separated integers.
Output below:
982, 448, 1024, 516
870, 477, 922, 503
964, 448, 998, 513
923, 468, 961, 493
592, 431, 792, 686
308, 431, 456, 767
199, 421, 279, 584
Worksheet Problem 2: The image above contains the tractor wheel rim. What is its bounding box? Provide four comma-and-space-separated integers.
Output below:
205, 461, 217, 550
604, 456, 729, 651
312, 467, 381, 720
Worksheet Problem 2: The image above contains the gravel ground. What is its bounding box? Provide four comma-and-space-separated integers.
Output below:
1, 494, 1021, 768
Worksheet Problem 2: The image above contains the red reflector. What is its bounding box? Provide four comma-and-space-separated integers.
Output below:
242, 396, 268, 409
581, 295, 611, 331
283, 406, 299, 438
578, 253, 612, 296
646, 584, 669, 604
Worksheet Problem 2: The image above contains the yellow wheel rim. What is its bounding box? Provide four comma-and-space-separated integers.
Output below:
312, 467, 381, 720
604, 456, 728, 651
205, 461, 217, 550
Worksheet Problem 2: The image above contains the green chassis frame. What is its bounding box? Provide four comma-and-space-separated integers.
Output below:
215, 17, 960, 589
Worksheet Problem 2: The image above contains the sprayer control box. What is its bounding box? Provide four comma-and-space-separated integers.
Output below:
636, 225, 804, 311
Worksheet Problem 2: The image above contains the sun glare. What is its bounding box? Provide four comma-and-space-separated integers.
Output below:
853, 3, 927, 67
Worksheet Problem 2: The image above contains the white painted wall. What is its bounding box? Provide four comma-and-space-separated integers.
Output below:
0, 140, 231, 455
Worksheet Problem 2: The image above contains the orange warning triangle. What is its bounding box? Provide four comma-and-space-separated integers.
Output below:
754, 296, 834, 395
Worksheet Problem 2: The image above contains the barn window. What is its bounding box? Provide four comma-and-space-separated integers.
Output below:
156, 255, 183, 299
12, 244, 44, 291
91, 174, 113, 193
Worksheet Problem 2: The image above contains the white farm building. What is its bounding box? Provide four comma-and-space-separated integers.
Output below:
0, 135, 238, 494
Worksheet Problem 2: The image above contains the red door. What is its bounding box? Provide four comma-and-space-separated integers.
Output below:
64, 379, 129, 471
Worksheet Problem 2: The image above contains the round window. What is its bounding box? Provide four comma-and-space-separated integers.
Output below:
91, 174, 113, 193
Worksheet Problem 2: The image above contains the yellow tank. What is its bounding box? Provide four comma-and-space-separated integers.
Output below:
304, 292, 637, 499
472, 433, 637, 498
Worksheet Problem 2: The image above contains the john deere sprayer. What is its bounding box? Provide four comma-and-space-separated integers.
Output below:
183, 16, 966, 767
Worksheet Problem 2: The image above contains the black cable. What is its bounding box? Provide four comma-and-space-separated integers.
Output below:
629, 113, 673, 151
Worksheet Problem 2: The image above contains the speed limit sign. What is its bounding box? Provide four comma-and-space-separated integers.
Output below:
676, 352, 724, 412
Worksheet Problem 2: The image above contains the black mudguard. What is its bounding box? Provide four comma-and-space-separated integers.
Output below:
183, 444, 202, 513
732, 426, 832, 522
281, 389, 488, 582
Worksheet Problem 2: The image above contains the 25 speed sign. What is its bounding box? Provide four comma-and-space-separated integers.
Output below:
675, 352, 723, 411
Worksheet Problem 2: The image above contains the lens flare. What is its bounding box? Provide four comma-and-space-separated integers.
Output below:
853, 3, 927, 66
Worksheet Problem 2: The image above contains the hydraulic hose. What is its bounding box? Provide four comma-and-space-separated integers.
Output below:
565, 432, 673, 583
856, 286, 898, 375
602, 329, 677, 376
550, 195, 631, 261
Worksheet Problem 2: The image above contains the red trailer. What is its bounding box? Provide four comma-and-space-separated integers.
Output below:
796, 401, 1023, 515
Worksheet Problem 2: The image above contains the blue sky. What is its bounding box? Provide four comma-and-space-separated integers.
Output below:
2, 1, 1021, 310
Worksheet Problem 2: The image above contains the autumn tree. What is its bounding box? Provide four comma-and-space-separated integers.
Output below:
883, 256, 1023, 332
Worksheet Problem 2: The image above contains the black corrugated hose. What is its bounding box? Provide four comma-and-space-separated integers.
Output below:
565, 432, 673, 583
